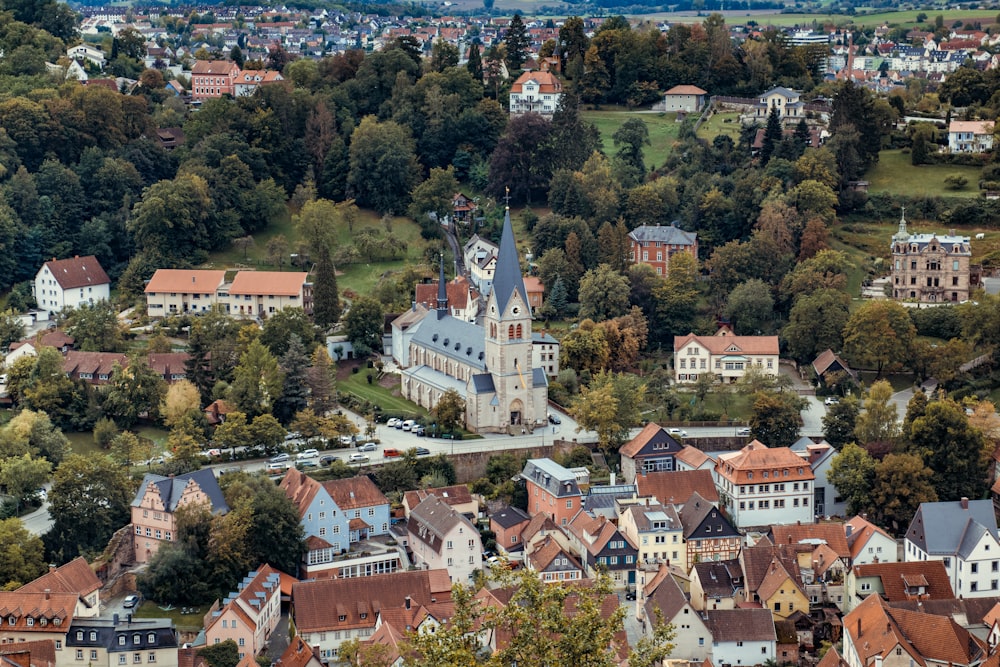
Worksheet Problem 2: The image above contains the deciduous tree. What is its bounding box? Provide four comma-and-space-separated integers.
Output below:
230, 340, 283, 419
909, 399, 986, 502
872, 453, 937, 534
433, 389, 465, 433
843, 300, 916, 377
344, 296, 384, 357
827, 442, 875, 517
854, 380, 899, 453
0, 517, 46, 589
578, 264, 630, 321
749, 392, 802, 448
348, 116, 421, 215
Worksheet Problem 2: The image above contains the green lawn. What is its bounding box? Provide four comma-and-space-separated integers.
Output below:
865, 150, 984, 199
666, 9, 998, 28
697, 111, 743, 143
833, 218, 1000, 267
338, 367, 428, 419
581, 108, 681, 171
66, 425, 170, 458
134, 600, 206, 631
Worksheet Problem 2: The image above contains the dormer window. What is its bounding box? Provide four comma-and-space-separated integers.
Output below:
8, 617, 15, 626
133, 635, 141, 644
26, 618, 33, 627
148, 634, 155, 643
339, 615, 346, 622
360, 613, 367, 620
118, 636, 126, 646
77, 631, 83, 641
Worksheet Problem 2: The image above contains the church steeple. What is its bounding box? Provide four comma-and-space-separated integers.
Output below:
492, 206, 528, 314
893, 206, 910, 242
436, 253, 448, 319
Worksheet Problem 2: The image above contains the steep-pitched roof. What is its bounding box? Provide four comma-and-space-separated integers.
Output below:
741, 541, 802, 593
18, 558, 100, 598
851, 561, 955, 601
812, 348, 854, 377
528, 536, 582, 573
693, 559, 743, 599
144, 269, 226, 294
490, 209, 528, 313
643, 570, 690, 623
228, 271, 308, 297
322, 476, 388, 511
408, 495, 477, 555
0, 641, 57, 667
510, 70, 562, 94
132, 469, 228, 514
769, 524, 850, 560
676, 445, 710, 469
10, 330, 74, 352
521, 459, 581, 499
679, 491, 737, 540
415, 277, 473, 312
404, 485, 473, 513
63, 351, 126, 377
620, 423, 683, 459
274, 636, 320, 667
704, 608, 776, 643
40, 256, 109, 290
905, 499, 998, 555
0, 592, 79, 631
634, 469, 719, 506
279, 467, 322, 518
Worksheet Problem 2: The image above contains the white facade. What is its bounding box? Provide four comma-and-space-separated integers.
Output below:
34, 261, 110, 315
948, 121, 994, 153
673, 328, 779, 384
905, 529, 1000, 598
711, 638, 775, 666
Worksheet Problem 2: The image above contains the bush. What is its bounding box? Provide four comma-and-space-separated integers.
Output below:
944, 173, 969, 190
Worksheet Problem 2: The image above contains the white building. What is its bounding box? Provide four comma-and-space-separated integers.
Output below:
673, 326, 779, 384
67, 44, 107, 68
845, 515, 898, 566
407, 495, 482, 584
33, 256, 111, 315
904, 498, 1000, 598
948, 120, 994, 153
704, 609, 776, 665
715, 440, 816, 529
509, 71, 563, 117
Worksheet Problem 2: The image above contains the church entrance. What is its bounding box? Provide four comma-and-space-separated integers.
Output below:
509, 399, 524, 426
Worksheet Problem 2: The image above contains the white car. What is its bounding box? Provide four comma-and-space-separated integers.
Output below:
386, 418, 401, 428
736, 427, 751, 437
348, 453, 369, 464
667, 427, 688, 438
401, 419, 416, 431
297, 448, 319, 460
824, 396, 840, 406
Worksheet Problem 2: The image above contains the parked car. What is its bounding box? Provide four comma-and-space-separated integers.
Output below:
667, 428, 688, 438
548, 413, 561, 425
624, 590, 637, 601
284, 432, 302, 441
384, 448, 402, 458
358, 442, 377, 452
824, 396, 840, 406
339, 435, 354, 446
297, 448, 319, 460
35, 488, 47, 502
297, 460, 319, 469
267, 462, 287, 474
413, 425, 426, 436
269, 453, 290, 463
386, 418, 401, 428
348, 453, 369, 464
414, 447, 431, 456
736, 427, 751, 436
123, 594, 141, 609
319, 455, 338, 466
401, 419, 416, 431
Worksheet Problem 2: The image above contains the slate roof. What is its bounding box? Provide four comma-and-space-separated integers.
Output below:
905, 499, 998, 555
628, 224, 697, 246
693, 559, 743, 599
680, 491, 738, 540
410, 315, 486, 370
634, 469, 719, 506
471, 373, 495, 394
704, 608, 776, 642
490, 505, 530, 529
521, 459, 581, 498
620, 423, 684, 459
408, 495, 477, 555
491, 208, 528, 313
132, 469, 228, 514
643, 569, 690, 623
40, 256, 110, 290
851, 561, 954, 601
65, 617, 178, 652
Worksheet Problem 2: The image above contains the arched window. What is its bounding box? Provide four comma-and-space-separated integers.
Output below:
508, 325, 515, 339
515, 324, 523, 339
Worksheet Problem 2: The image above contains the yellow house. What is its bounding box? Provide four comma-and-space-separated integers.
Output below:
757, 557, 809, 620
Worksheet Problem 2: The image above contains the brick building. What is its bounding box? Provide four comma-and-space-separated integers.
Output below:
890, 209, 971, 302
628, 223, 698, 276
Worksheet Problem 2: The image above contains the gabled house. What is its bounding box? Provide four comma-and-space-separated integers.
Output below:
634, 469, 720, 509
679, 492, 742, 564
770, 523, 851, 610
526, 536, 585, 584
565, 512, 638, 589
948, 120, 994, 153
845, 560, 955, 613
674, 326, 779, 384
272, 636, 322, 667
618, 501, 685, 571
131, 469, 229, 563
490, 505, 530, 555
812, 349, 857, 384
716, 440, 816, 528
663, 84, 708, 113
462, 234, 497, 293
845, 515, 898, 566
640, 567, 711, 661
690, 559, 744, 611
292, 569, 452, 662
407, 495, 483, 584
676, 445, 714, 473
414, 276, 479, 323
65, 617, 179, 667
521, 459, 584, 526
620, 423, 685, 482
0, 640, 56, 667
754, 86, 806, 123
17, 558, 101, 619
790, 438, 844, 518
232, 69, 284, 96
451, 192, 477, 225
33, 256, 110, 315
203, 565, 283, 659
904, 498, 1000, 598
403, 485, 477, 519
628, 223, 698, 278
190, 60, 240, 100
67, 44, 106, 68
0, 591, 79, 644
365, 596, 455, 666
740, 540, 809, 620
842, 594, 987, 667
703, 608, 777, 665
508, 70, 563, 117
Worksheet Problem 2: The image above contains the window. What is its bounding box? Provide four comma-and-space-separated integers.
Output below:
25, 618, 33, 627
238, 639, 245, 647
91, 651, 98, 660
135, 654, 143, 663
566, 500, 572, 508
56, 641, 61, 650
118, 657, 126, 665
76, 651, 83, 661
972, 563, 979, 574
119, 636, 126, 646
149, 654, 156, 663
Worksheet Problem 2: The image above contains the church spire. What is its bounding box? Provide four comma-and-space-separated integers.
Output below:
436, 253, 448, 319
492, 205, 528, 313
893, 206, 909, 242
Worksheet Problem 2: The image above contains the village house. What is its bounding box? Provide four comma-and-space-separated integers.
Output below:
17, 559, 102, 620
769, 523, 851, 610
673, 326, 780, 384
522, 276, 544, 313
628, 224, 698, 277
662, 84, 708, 113
948, 120, 994, 153
619, 423, 685, 483
508, 70, 563, 116
526, 536, 586, 584
450, 192, 477, 225
0, 591, 79, 645
618, 501, 685, 571
790, 438, 844, 519
402, 485, 477, 519
689, 559, 744, 611
33, 256, 110, 316
190, 60, 240, 100
634, 469, 720, 509
703, 608, 777, 665
407, 495, 483, 584
144, 269, 312, 319
890, 210, 971, 303
131, 469, 229, 563
363, 596, 455, 665
521, 458, 584, 526
845, 560, 954, 613
202, 565, 282, 659
232, 69, 284, 96
740, 539, 809, 620
67, 44, 106, 68
754, 86, 806, 123
462, 234, 497, 294
679, 492, 742, 564
904, 497, 1000, 599
292, 569, 452, 662
716, 441, 816, 528
565, 512, 639, 589
414, 274, 479, 323
639, 566, 711, 662
62, 618, 179, 667
489, 505, 530, 556
845, 515, 898, 567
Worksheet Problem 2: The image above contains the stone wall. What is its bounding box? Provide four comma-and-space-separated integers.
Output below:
447, 439, 581, 483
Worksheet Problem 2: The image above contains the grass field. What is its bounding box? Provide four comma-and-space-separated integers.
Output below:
66, 425, 170, 458
696, 111, 743, 143
134, 601, 206, 632
653, 8, 997, 28
864, 150, 984, 199
581, 108, 682, 171
338, 367, 428, 418
834, 217, 1000, 265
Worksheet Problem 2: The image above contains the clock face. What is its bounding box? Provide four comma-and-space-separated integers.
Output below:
511, 306, 520, 315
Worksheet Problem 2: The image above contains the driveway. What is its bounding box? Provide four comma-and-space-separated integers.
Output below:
265, 614, 290, 662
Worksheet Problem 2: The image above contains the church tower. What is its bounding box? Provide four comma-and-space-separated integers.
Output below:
484, 207, 536, 429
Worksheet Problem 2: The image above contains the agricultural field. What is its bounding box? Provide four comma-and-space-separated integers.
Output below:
864, 150, 984, 199
581, 108, 683, 171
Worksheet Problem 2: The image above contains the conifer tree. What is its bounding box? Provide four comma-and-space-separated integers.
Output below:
466, 41, 483, 83
760, 106, 782, 164
312, 245, 341, 328
504, 14, 530, 72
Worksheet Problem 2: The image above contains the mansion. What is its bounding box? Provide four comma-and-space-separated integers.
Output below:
889, 209, 971, 303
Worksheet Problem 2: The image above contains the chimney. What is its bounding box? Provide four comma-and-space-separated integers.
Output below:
44, 589, 50, 600
846, 524, 853, 537
49, 564, 56, 573
857, 618, 862, 638
962, 497, 969, 509
405, 596, 411, 610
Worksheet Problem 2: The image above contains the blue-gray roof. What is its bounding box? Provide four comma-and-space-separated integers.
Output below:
532, 367, 547, 386
492, 209, 528, 313
628, 224, 697, 246
471, 373, 495, 394
403, 365, 468, 394
410, 314, 486, 370
132, 469, 228, 514
67, 618, 178, 652
532, 332, 558, 344
521, 459, 580, 498
905, 499, 998, 555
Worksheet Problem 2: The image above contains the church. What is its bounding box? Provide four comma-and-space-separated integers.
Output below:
398, 209, 553, 434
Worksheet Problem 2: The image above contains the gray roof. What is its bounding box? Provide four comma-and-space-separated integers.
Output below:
627, 223, 697, 246
408, 495, 477, 555
958, 519, 991, 560
471, 373, 495, 394
693, 559, 743, 598
532, 332, 558, 344
132, 469, 228, 514
67, 617, 178, 652
643, 570, 689, 623
521, 458, 581, 498
892, 232, 971, 255
402, 364, 468, 395
532, 367, 547, 386
490, 505, 530, 529
410, 314, 486, 370
704, 608, 776, 643
905, 499, 998, 555
491, 209, 528, 313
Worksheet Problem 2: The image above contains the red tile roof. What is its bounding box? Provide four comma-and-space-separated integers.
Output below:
717, 441, 814, 485
634, 469, 719, 506
274, 636, 320, 667
0, 641, 57, 667
144, 269, 226, 294
851, 561, 955, 602
17, 558, 100, 598
279, 467, 321, 518
414, 277, 473, 312
228, 271, 308, 297
674, 327, 779, 357
510, 70, 562, 94
322, 476, 388, 511
191, 60, 239, 75
769, 524, 850, 560
0, 592, 78, 631
41, 256, 109, 290
665, 84, 707, 96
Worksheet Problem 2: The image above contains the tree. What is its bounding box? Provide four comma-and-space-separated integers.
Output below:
198, 640, 240, 667
408, 166, 460, 227
248, 414, 286, 455
783, 289, 851, 364
827, 442, 876, 517
109, 431, 151, 468
822, 397, 860, 450
430, 39, 459, 72
853, 380, 899, 452
2, 409, 69, 464
842, 300, 916, 377
872, 453, 937, 534
312, 245, 341, 329
466, 42, 483, 83
613, 118, 649, 185
259, 308, 318, 358
504, 14, 530, 72
213, 412, 250, 459
0, 517, 46, 589
760, 107, 782, 164
0, 453, 51, 511
344, 296, 384, 357
0, 310, 25, 350
306, 346, 336, 416
629, 610, 677, 667
433, 389, 465, 433
578, 264, 631, 321
230, 340, 283, 419
571, 371, 644, 453
749, 392, 802, 448
560, 320, 610, 374
652, 252, 699, 341
161, 380, 202, 428
348, 116, 421, 215
44, 454, 134, 562
265, 236, 289, 270
487, 114, 554, 205
909, 399, 986, 502
103, 357, 167, 428
402, 584, 481, 666
64, 302, 124, 352
725, 279, 774, 335
274, 336, 311, 425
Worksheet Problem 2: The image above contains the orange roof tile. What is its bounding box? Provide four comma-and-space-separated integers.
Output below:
41, 256, 109, 290
18, 558, 100, 598
676, 445, 711, 469
850, 561, 954, 602
770, 524, 850, 559
674, 329, 779, 356
510, 70, 562, 95
665, 84, 707, 96
322, 476, 388, 511
845, 515, 895, 561
717, 441, 814, 485
228, 271, 308, 297
144, 269, 226, 294
279, 467, 322, 518
634, 469, 719, 506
